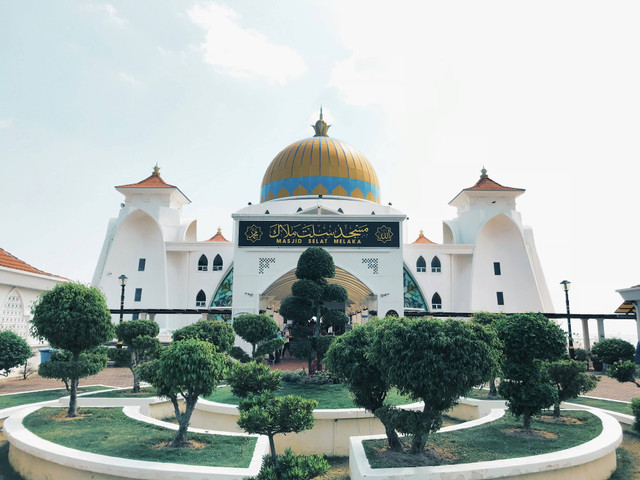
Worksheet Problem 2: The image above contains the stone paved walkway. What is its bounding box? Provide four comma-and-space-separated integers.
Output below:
0, 357, 309, 395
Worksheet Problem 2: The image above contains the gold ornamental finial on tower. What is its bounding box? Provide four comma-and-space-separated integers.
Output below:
153, 164, 161, 177
312, 106, 330, 137
480, 166, 488, 179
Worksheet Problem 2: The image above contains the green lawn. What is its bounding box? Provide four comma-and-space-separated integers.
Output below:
23, 407, 257, 467
566, 397, 633, 416
0, 386, 111, 410
363, 411, 602, 468
204, 384, 414, 409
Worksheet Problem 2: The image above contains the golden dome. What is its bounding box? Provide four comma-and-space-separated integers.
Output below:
260, 112, 380, 203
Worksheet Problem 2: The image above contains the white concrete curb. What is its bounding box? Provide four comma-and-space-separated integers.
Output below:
4, 405, 268, 480
349, 408, 622, 480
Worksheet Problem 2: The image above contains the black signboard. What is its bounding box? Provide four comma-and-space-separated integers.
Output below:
238, 221, 399, 248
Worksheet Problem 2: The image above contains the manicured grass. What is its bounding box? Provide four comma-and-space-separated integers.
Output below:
23, 407, 257, 467
0, 386, 111, 409
205, 384, 414, 409
609, 427, 640, 480
82, 386, 157, 398
363, 411, 602, 468
567, 396, 633, 416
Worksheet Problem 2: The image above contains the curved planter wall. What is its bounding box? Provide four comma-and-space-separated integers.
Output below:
4, 405, 268, 480
144, 397, 503, 456
349, 408, 623, 480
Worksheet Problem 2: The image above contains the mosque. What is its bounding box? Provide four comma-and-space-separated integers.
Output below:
91, 112, 553, 332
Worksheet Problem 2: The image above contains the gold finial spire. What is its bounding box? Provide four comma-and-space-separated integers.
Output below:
419, 229, 424, 237
312, 106, 330, 137
153, 164, 161, 177
217, 227, 222, 234
480, 166, 488, 179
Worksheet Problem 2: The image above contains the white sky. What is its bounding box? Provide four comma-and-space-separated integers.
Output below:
2, 1, 639, 339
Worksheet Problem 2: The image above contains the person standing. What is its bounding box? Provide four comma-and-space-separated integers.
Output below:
282, 327, 291, 358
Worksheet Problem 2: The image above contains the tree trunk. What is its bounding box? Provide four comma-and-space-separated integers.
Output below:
67, 352, 80, 417
384, 425, 402, 451
131, 351, 140, 394
268, 434, 277, 460
523, 412, 532, 430
553, 403, 561, 418
170, 395, 197, 447
410, 433, 426, 454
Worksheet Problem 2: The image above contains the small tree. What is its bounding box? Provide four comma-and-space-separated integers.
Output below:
116, 319, 161, 393
495, 313, 566, 429
608, 361, 640, 433
233, 314, 282, 359
172, 318, 235, 354
251, 448, 329, 480
325, 320, 402, 450
239, 393, 317, 460
280, 248, 348, 339
279, 248, 348, 371
470, 311, 506, 397
228, 361, 282, 398
39, 349, 108, 391
371, 317, 499, 453
0, 330, 32, 377
591, 338, 635, 366
229, 358, 318, 461
609, 360, 640, 387
140, 338, 226, 447
31, 282, 115, 417
544, 359, 599, 417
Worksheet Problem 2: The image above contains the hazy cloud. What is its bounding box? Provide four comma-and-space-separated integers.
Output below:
0, 118, 14, 129
188, 2, 307, 85
104, 4, 126, 27
117, 72, 143, 87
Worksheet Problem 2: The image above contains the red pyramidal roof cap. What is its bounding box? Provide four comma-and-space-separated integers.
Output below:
0, 248, 63, 278
464, 168, 524, 192
116, 165, 177, 189
413, 230, 435, 244
207, 228, 229, 242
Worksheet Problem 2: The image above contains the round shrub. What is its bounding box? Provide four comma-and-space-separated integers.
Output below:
591, 338, 635, 365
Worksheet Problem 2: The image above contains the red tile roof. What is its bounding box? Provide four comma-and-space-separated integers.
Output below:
0, 248, 62, 278
413, 230, 435, 244
464, 168, 524, 192
116, 165, 177, 189
207, 228, 230, 242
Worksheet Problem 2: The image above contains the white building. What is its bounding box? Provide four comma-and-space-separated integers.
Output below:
0, 248, 66, 345
92, 113, 553, 332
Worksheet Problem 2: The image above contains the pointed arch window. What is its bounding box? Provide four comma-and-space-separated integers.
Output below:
213, 254, 223, 271
431, 292, 442, 310
196, 290, 206, 307
198, 254, 208, 271
416, 256, 426, 273
431, 256, 441, 273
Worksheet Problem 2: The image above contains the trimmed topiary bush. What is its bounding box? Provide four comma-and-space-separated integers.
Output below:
632, 398, 640, 434
591, 338, 635, 366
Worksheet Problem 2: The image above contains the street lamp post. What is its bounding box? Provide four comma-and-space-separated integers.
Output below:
118, 274, 128, 324
117, 274, 127, 349
560, 280, 575, 359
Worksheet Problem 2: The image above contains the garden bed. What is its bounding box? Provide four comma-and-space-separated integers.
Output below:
350, 408, 623, 480
4, 405, 267, 480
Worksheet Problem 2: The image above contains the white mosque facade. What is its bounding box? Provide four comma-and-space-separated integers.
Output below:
92, 114, 553, 332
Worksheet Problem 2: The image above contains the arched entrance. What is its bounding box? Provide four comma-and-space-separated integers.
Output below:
260, 266, 376, 316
